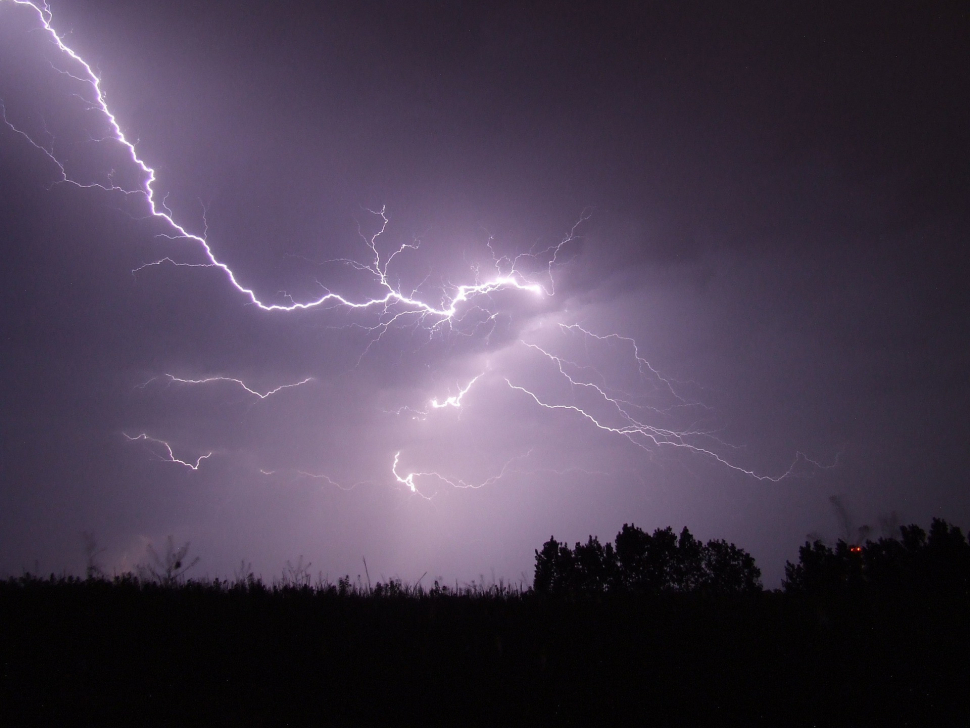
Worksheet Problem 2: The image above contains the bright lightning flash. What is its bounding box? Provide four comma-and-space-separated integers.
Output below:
2, 1, 829, 489
1, 1, 565, 331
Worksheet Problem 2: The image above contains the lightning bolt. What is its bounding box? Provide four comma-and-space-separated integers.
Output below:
504, 325, 832, 481
390, 448, 618, 499
123, 433, 212, 470
391, 452, 421, 494
140, 374, 313, 400
3, 1, 832, 486
429, 374, 483, 410
1, 0, 570, 329
293, 471, 368, 491
380, 373, 483, 420
391, 450, 534, 499
557, 324, 701, 410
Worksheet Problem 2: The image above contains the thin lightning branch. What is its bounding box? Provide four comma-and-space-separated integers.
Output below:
505, 327, 833, 482
429, 374, 482, 410
293, 471, 371, 492
381, 405, 429, 420
504, 377, 823, 481
391, 452, 421, 494
558, 324, 697, 407
151, 374, 313, 400
390, 449, 615, 499
381, 374, 484, 420
391, 450, 531, 499
518, 341, 710, 434
130, 258, 216, 276
123, 433, 211, 470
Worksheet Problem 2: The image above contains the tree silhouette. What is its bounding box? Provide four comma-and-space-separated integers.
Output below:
534, 524, 762, 596
783, 518, 970, 598
701, 539, 762, 595
573, 536, 615, 594
782, 539, 863, 595
533, 537, 576, 595
614, 524, 677, 593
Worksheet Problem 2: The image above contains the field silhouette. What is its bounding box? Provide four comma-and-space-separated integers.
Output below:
1, 520, 967, 726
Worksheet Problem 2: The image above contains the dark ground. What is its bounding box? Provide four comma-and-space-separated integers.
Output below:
1, 576, 967, 727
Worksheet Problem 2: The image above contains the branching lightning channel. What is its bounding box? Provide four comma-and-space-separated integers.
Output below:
390, 449, 616, 499
429, 374, 482, 410
505, 325, 830, 482
123, 433, 211, 470
3, 1, 830, 487
140, 374, 313, 400
1, 0, 576, 326
294, 472, 361, 491
557, 324, 701, 411
391, 450, 530, 499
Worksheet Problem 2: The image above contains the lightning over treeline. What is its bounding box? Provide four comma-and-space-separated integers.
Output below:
0, 0, 826, 491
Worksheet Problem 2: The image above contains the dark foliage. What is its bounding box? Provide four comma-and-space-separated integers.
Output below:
534, 524, 762, 596
783, 517, 970, 598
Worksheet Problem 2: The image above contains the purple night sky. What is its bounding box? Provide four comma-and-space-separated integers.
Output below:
1, 0, 967, 586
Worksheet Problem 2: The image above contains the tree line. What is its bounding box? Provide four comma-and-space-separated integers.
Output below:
534, 525, 762, 596
783, 517, 970, 598
534, 518, 970, 598
48, 516, 970, 600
